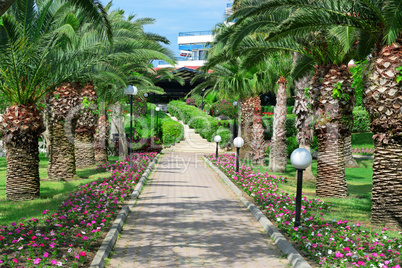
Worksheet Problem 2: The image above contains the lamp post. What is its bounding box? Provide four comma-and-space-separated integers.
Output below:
214, 135, 221, 158
155, 106, 160, 137
290, 148, 312, 228
124, 85, 138, 167
201, 88, 206, 111
233, 137, 244, 173
233, 101, 238, 138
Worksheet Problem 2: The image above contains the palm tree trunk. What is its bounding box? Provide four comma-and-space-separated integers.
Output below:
251, 96, 266, 165
364, 40, 402, 226
0, 105, 44, 200
94, 113, 109, 164
269, 77, 287, 173
293, 64, 315, 180
75, 132, 95, 168
5, 138, 40, 200
344, 134, 359, 168
47, 82, 80, 180
47, 119, 77, 180
239, 96, 255, 159
310, 64, 354, 198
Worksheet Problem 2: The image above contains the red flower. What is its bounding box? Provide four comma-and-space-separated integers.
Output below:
79, 251, 86, 257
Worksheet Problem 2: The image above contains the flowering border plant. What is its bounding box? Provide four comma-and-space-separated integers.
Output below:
206, 154, 401, 268
0, 152, 157, 267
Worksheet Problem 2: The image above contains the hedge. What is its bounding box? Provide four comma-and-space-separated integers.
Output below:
352, 107, 370, 133
168, 100, 232, 147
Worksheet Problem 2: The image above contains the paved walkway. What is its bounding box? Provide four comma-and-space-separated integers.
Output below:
107, 152, 290, 268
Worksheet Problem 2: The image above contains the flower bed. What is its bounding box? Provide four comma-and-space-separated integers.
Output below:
0, 152, 157, 267
206, 154, 401, 268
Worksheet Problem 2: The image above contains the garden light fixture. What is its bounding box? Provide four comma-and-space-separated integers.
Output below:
214, 135, 221, 158
144, 93, 149, 98
124, 85, 138, 168
290, 148, 312, 228
233, 137, 244, 173
232, 101, 238, 138
155, 107, 160, 137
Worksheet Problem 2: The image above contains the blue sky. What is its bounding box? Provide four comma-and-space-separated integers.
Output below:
101, 0, 231, 57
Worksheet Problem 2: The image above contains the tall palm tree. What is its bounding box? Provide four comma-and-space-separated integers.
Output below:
0, 0, 110, 200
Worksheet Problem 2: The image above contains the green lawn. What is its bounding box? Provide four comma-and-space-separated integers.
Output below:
351, 132, 374, 150
0, 155, 118, 226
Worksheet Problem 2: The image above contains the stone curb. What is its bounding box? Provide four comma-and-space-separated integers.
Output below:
90, 154, 161, 268
202, 156, 311, 268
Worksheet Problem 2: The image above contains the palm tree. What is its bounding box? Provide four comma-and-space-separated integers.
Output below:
0, 0, 110, 200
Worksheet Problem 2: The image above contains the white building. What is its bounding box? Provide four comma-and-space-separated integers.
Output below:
157, 1, 233, 69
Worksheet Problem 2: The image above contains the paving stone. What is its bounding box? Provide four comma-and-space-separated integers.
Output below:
107, 152, 290, 267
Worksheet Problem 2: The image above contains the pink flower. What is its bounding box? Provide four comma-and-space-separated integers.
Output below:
51, 260, 57, 265
13, 258, 17, 263
373, 253, 378, 257
34, 258, 41, 264
43, 252, 49, 258
79, 251, 86, 257
335, 252, 343, 258
294, 227, 298, 231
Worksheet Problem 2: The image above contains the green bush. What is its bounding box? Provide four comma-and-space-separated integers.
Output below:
212, 100, 237, 118
162, 121, 184, 146
262, 114, 297, 140
286, 136, 299, 156
215, 126, 232, 148
352, 108, 370, 133
262, 106, 294, 115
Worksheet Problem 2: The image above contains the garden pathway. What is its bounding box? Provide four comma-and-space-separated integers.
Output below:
107, 152, 290, 268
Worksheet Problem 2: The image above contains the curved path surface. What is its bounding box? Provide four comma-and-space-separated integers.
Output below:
107, 152, 290, 267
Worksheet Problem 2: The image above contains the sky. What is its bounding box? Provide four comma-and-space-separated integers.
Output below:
101, 0, 231, 58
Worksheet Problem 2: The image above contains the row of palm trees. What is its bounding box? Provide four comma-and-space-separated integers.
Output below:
0, 1, 176, 201
196, 0, 401, 226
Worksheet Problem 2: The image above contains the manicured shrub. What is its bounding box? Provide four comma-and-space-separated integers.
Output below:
352, 108, 370, 133
215, 126, 232, 148
262, 114, 297, 140
162, 121, 184, 146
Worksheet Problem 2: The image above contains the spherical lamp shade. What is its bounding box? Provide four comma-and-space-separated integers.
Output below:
290, 148, 312, 170
214, 135, 221, 143
155, 107, 160, 111
144, 93, 149, 98
233, 101, 238, 106
124, 85, 138, 95
233, 137, 244, 148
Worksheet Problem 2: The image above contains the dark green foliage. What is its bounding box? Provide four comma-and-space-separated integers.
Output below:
350, 61, 366, 107
262, 114, 297, 140
286, 136, 299, 157
352, 108, 370, 133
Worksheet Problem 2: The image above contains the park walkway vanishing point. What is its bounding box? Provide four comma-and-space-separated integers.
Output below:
107, 118, 291, 268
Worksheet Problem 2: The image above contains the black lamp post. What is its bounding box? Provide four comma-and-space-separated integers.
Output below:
201, 88, 206, 111
155, 106, 160, 137
290, 148, 312, 228
233, 137, 244, 173
214, 135, 221, 158
124, 85, 138, 167
233, 101, 238, 138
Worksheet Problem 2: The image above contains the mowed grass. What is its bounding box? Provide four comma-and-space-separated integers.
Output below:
0, 155, 119, 226
351, 132, 374, 149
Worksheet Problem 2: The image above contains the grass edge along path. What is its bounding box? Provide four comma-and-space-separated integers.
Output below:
0, 152, 157, 268
206, 154, 401, 268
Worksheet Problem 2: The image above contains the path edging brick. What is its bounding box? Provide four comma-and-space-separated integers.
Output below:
202, 156, 312, 268
89, 154, 161, 268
